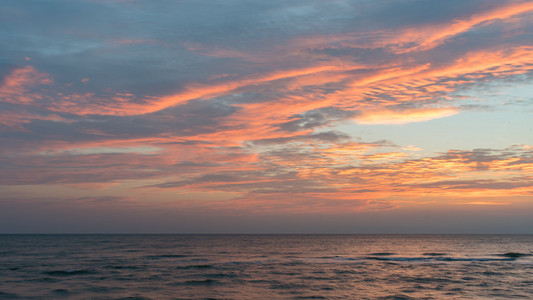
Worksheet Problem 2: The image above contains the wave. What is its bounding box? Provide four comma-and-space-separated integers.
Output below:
497, 252, 531, 258
105, 265, 142, 270
353, 251, 532, 262
0, 291, 19, 299
370, 252, 395, 256
176, 264, 213, 269
199, 253, 532, 266
378, 294, 416, 300
52, 289, 69, 295
332, 257, 360, 261
145, 254, 188, 259
185, 279, 217, 285
364, 256, 521, 262
42, 269, 94, 276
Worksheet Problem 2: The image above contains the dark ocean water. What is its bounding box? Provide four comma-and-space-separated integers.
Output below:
1, 235, 533, 299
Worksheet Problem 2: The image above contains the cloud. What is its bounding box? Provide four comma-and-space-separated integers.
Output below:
287, 1, 533, 54
250, 130, 350, 145
0, 109, 67, 130
385, 1, 533, 52
354, 107, 459, 125
1, 0, 533, 219
459, 202, 511, 206
0, 66, 52, 105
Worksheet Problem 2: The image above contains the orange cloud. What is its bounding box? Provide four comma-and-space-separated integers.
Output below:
148, 64, 359, 114
145, 143, 533, 213
459, 201, 511, 205
354, 107, 458, 125
43, 64, 361, 117
26, 44, 533, 143
0, 111, 67, 130
290, 1, 533, 54
0, 66, 52, 104
390, 1, 533, 52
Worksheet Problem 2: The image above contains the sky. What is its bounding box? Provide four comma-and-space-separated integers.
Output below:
1, 0, 533, 233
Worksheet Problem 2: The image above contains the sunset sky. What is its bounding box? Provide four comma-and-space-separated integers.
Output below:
1, 0, 533, 233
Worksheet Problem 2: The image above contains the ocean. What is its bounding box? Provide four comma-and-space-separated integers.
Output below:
1, 234, 532, 299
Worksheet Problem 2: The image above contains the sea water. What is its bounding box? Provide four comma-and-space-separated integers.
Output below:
1, 234, 532, 299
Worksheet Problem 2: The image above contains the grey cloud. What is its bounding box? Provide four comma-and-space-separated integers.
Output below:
0, 152, 169, 185
438, 148, 533, 167
406, 177, 533, 190
251, 130, 350, 146
0, 99, 238, 148
279, 108, 356, 132
152, 169, 341, 195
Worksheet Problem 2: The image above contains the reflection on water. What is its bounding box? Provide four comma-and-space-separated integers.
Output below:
1, 234, 532, 299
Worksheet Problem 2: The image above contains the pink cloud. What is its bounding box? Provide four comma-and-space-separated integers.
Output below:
0, 66, 52, 105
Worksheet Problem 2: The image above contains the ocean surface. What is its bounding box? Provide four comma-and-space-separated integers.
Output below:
1, 235, 533, 299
